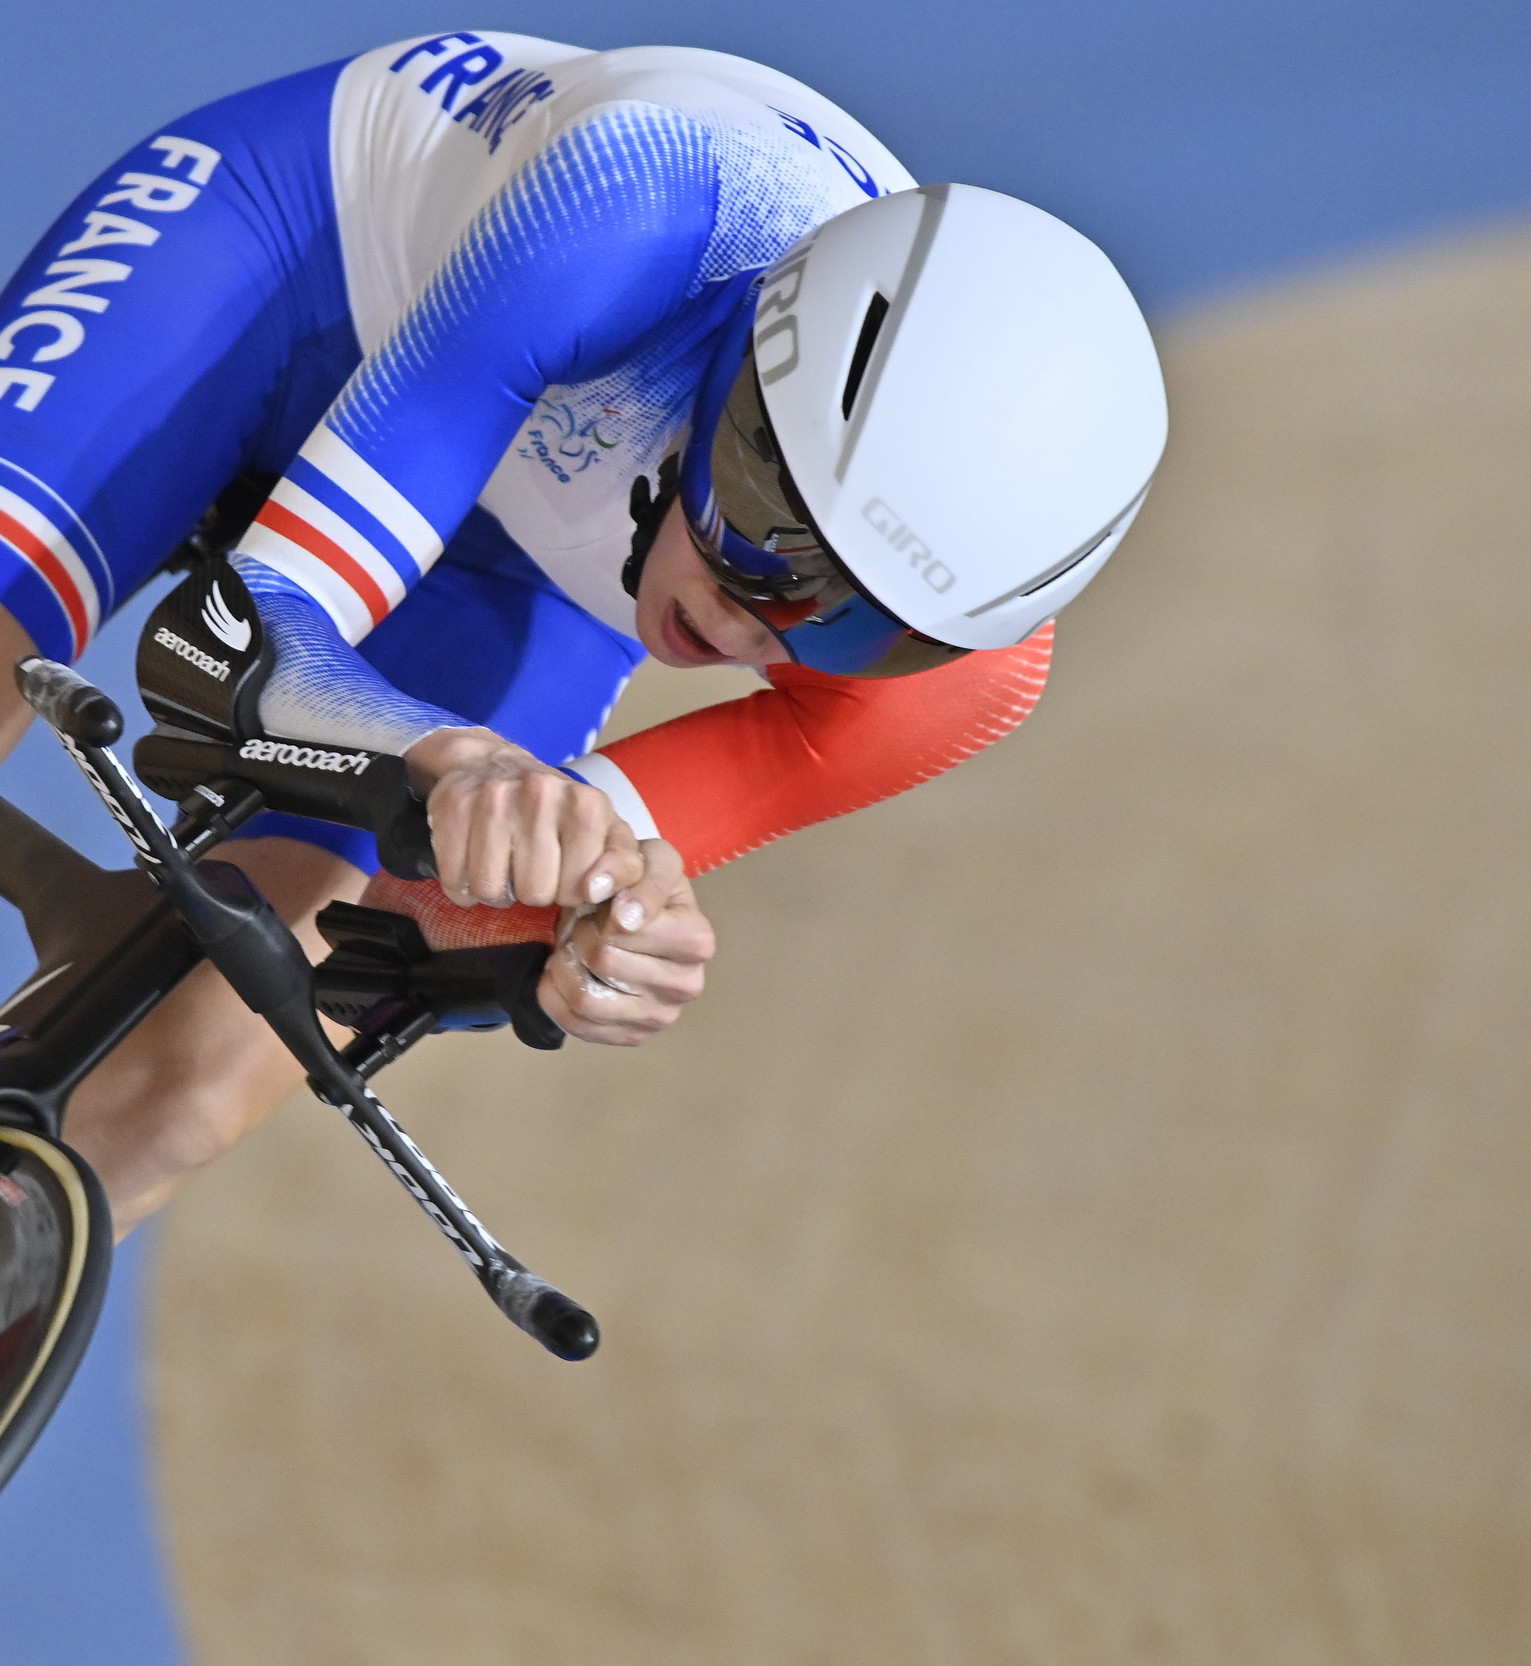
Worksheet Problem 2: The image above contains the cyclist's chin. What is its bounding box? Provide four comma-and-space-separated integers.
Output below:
646, 598, 736, 668
634, 504, 786, 668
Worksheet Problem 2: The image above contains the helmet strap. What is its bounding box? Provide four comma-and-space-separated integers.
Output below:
622, 453, 682, 600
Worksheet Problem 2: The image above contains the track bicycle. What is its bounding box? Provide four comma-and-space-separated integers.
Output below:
0, 556, 595, 1492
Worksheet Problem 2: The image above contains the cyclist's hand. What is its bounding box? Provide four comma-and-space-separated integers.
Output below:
540, 838, 715, 1045
406, 727, 643, 908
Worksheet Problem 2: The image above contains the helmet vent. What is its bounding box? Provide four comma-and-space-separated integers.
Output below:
840, 293, 890, 420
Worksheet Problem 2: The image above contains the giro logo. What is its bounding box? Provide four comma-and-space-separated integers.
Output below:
238, 738, 373, 776
153, 625, 229, 682
754, 234, 819, 388
862, 498, 956, 593
201, 581, 252, 651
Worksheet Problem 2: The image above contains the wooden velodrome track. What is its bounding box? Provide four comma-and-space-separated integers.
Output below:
150, 228, 1531, 1664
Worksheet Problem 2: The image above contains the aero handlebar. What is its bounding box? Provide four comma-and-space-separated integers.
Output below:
13, 655, 597, 1363
133, 729, 437, 881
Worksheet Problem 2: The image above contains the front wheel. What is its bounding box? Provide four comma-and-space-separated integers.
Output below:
0, 1124, 112, 1493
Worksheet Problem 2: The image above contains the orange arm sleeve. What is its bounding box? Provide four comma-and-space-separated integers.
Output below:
363, 625, 1052, 947
601, 623, 1054, 876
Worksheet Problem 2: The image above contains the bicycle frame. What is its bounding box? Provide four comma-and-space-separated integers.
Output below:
0, 557, 602, 1492
0, 797, 200, 1141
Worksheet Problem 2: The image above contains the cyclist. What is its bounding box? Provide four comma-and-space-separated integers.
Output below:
0, 35, 1166, 1232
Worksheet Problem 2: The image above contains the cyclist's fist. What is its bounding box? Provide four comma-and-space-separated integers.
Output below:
406, 727, 643, 909
540, 838, 715, 1046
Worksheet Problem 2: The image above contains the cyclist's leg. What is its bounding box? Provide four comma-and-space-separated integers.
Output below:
60, 837, 367, 1238
0, 607, 38, 759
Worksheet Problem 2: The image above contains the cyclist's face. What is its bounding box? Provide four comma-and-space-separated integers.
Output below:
634, 497, 792, 670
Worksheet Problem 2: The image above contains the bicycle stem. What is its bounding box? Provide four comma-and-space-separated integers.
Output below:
18, 658, 598, 1361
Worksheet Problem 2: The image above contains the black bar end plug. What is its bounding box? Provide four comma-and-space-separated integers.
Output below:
14, 657, 122, 746
529, 1289, 601, 1362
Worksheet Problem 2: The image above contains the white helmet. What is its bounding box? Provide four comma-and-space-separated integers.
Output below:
676, 183, 1167, 676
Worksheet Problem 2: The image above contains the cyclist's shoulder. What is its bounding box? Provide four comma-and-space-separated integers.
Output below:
536, 48, 916, 288
336, 36, 913, 219
334, 37, 914, 342
544, 47, 916, 216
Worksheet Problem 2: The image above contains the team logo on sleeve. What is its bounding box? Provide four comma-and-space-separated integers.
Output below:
0, 134, 223, 416
518, 398, 622, 482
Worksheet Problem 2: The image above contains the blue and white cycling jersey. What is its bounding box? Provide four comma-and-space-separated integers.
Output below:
0, 33, 913, 842
326, 39, 909, 630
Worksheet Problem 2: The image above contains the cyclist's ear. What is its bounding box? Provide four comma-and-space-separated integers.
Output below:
136, 558, 273, 741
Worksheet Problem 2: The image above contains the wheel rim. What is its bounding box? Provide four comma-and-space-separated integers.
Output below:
0, 1126, 99, 1456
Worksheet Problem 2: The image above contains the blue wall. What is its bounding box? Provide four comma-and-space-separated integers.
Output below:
4, 1, 1530, 310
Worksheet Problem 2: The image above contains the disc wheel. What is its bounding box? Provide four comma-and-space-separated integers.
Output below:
0, 1124, 112, 1492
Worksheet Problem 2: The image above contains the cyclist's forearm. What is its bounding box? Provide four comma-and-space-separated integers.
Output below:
596, 625, 1056, 876
232, 555, 464, 755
